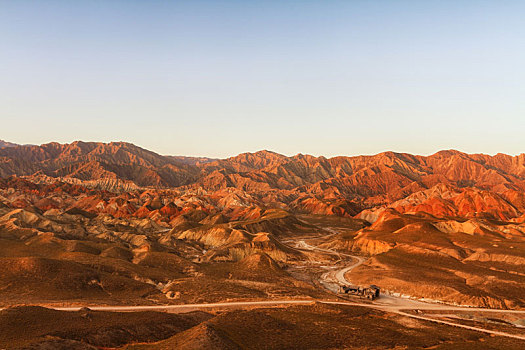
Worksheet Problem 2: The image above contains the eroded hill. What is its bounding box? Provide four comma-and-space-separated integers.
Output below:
1, 141, 525, 347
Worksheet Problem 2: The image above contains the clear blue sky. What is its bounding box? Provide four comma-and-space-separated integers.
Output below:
1, 1, 524, 157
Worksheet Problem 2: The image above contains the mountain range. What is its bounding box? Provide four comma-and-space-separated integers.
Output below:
1, 140, 524, 221
2, 140, 525, 347
0, 140, 20, 149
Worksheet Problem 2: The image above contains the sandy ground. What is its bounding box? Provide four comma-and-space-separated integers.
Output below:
4, 229, 525, 341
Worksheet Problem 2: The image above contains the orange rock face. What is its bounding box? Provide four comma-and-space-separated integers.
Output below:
1, 141, 525, 220
2, 141, 525, 311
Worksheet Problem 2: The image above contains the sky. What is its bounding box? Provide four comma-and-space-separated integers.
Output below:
1, 0, 524, 158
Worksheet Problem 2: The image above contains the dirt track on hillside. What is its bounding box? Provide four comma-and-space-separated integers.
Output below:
3, 229, 525, 341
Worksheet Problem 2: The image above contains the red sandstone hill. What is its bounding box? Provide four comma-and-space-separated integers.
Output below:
0, 141, 199, 187
3, 141, 525, 312
1, 141, 525, 219
195, 149, 525, 197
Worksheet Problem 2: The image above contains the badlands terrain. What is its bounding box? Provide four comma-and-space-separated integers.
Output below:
1, 140, 525, 348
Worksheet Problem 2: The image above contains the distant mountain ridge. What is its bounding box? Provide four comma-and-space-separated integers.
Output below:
0, 140, 19, 148
1, 141, 525, 219
0, 141, 199, 187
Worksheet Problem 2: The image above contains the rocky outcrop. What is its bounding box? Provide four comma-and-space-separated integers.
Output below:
2, 142, 525, 220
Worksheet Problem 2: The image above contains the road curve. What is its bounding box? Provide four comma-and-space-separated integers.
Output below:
333, 255, 365, 285
3, 231, 525, 342
293, 232, 525, 340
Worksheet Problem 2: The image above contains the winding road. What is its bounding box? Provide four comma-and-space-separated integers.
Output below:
292, 234, 525, 340
5, 230, 525, 342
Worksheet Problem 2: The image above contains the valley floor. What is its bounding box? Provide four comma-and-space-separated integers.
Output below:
3, 225, 525, 349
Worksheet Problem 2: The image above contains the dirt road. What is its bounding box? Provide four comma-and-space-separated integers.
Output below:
23, 298, 525, 341
4, 230, 525, 342
50, 300, 315, 312
292, 233, 525, 340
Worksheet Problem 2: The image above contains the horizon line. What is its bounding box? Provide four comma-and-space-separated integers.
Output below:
1, 138, 524, 160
